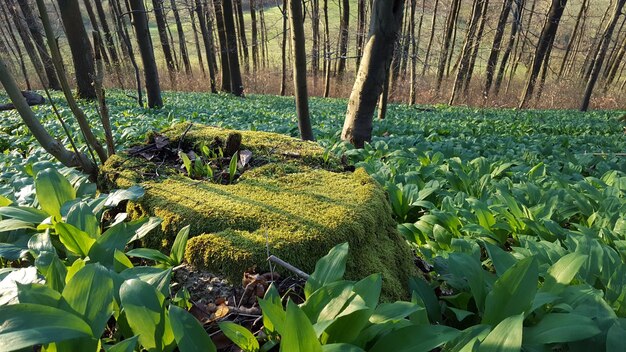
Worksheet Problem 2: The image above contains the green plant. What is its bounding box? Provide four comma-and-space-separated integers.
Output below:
126, 225, 190, 268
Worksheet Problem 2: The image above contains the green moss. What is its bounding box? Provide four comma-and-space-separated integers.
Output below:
102, 124, 416, 300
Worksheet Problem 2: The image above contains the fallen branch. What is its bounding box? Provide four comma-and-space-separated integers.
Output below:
267, 255, 310, 280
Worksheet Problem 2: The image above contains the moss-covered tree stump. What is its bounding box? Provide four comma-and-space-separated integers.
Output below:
101, 123, 416, 299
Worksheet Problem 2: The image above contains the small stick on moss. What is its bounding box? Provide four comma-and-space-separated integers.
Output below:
177, 123, 194, 152
268, 255, 309, 280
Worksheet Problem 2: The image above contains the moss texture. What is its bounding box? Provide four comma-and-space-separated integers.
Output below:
101, 124, 416, 300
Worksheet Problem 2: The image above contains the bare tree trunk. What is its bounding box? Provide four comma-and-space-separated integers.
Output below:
311, 0, 320, 76
342, 0, 404, 147
337, 0, 350, 75
5, 0, 48, 89
421, 0, 438, 76
36, 0, 108, 163
250, 0, 259, 72
605, 33, 626, 88
213, 0, 231, 91
222, 0, 244, 96
93, 0, 121, 68
287, 0, 314, 140
323, 0, 331, 97
129, 0, 163, 108
463, 0, 488, 94
0, 7, 30, 89
57, 0, 97, 99
519, 0, 568, 109
280, 0, 288, 96
110, 0, 142, 105
152, 0, 176, 78
449, 0, 485, 104
16, 0, 60, 90
603, 16, 626, 79
0, 59, 97, 176
170, 0, 192, 75
484, 0, 512, 97
259, 0, 268, 68
580, 0, 625, 111
557, 0, 587, 78
581, 2, 613, 80
195, 0, 218, 92
233, 0, 250, 73
356, 0, 366, 69
409, 0, 420, 105
82, 0, 110, 66
435, 0, 461, 92
92, 32, 115, 156
378, 68, 390, 120
494, 0, 523, 95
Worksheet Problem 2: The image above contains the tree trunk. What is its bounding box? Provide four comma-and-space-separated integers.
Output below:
250, 0, 259, 72
170, 0, 192, 75
557, 0, 587, 78
93, 0, 120, 67
494, 0, 523, 95
342, 0, 404, 147
409, 0, 419, 105
463, 0, 488, 94
311, 0, 321, 75
195, 0, 218, 91
5, 1, 48, 89
605, 33, 626, 88
580, 0, 625, 111
110, 0, 142, 105
484, 0, 512, 97
82, 0, 110, 66
233, 0, 250, 73
222, 0, 245, 96
378, 68, 390, 120
129, 0, 163, 108
57, 0, 97, 99
519, 0, 567, 109
323, 0, 331, 97
356, 0, 366, 69
15, 0, 60, 90
581, 3, 613, 81
0, 59, 97, 176
280, 0, 288, 96
213, 0, 231, 92
259, 0, 268, 68
435, 0, 461, 92
337, 0, 350, 75
152, 0, 176, 78
288, 0, 314, 141
0, 5, 30, 89
449, 0, 485, 104
421, 0, 439, 75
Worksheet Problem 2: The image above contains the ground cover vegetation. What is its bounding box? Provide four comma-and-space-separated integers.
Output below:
0, 90, 624, 350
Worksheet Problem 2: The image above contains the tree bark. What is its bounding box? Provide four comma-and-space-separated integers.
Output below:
82, 0, 110, 66
580, 0, 626, 111
213, 0, 231, 92
195, 0, 218, 92
435, 0, 461, 92
129, 0, 163, 108
250, 0, 259, 72
323, 0, 331, 97
288, 0, 314, 141
57, 0, 97, 99
421, 0, 438, 75
222, 0, 244, 96
171, 0, 192, 75
557, 0, 587, 78
233, 0, 250, 73
342, 0, 404, 147
311, 0, 321, 75
356, 0, 366, 69
519, 0, 568, 109
152, 0, 176, 78
494, 0, 523, 95
484, 0, 512, 97
110, 0, 143, 106
337, 0, 350, 75
0, 17, 31, 90
280, 0, 287, 96
0, 59, 97, 176
15, 0, 60, 90
93, 0, 121, 66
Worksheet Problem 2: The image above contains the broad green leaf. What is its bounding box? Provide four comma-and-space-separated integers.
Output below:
61, 264, 114, 337
448, 253, 487, 312
482, 257, 538, 326
0, 303, 92, 350
409, 276, 441, 323
321, 301, 372, 344
322, 344, 365, 352
443, 325, 491, 352
120, 278, 175, 351
107, 336, 139, 352
114, 249, 134, 272
305, 242, 349, 299
0, 219, 35, 232
606, 322, 626, 352
35, 168, 76, 217
126, 248, 174, 266
219, 321, 259, 352
0, 195, 12, 206
0, 206, 48, 223
171, 305, 216, 352
55, 222, 95, 257
541, 253, 588, 294
65, 258, 86, 284
483, 242, 516, 277
478, 314, 523, 352
369, 301, 421, 324
66, 202, 99, 237
257, 283, 285, 334
170, 225, 190, 265
280, 300, 323, 352
16, 282, 61, 307
523, 313, 601, 344
369, 324, 460, 352
104, 185, 145, 208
